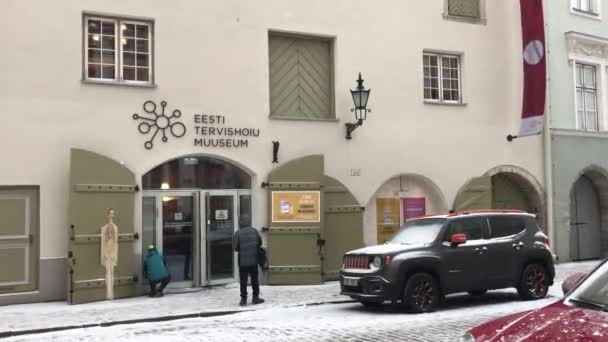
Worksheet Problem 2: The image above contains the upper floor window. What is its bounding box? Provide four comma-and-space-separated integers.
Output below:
571, 0, 601, 18
423, 53, 461, 103
572, 0, 595, 13
84, 15, 153, 85
575, 63, 599, 131
447, 0, 481, 19
268, 32, 334, 120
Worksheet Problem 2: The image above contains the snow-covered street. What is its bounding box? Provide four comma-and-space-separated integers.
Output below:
1, 261, 601, 342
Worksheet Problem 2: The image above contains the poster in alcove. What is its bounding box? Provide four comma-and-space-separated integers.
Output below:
402, 197, 426, 222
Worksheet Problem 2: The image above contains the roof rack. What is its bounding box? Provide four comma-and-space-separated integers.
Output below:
447, 209, 526, 217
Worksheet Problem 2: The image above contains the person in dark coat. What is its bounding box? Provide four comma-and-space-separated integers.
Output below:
143, 245, 171, 297
234, 225, 265, 306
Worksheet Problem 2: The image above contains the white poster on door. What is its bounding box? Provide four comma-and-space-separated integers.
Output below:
215, 209, 228, 220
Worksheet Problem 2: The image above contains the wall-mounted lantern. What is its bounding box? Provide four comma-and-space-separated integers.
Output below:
345, 73, 371, 140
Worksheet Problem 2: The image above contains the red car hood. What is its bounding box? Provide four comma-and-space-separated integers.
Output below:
470, 301, 608, 341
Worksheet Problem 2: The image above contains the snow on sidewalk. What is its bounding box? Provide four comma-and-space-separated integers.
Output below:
0, 260, 600, 334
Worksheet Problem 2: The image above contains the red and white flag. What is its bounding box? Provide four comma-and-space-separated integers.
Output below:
519, 0, 546, 136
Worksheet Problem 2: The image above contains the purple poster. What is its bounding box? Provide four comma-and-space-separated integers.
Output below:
402, 198, 426, 221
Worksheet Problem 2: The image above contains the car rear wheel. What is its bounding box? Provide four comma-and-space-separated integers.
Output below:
402, 272, 440, 313
467, 290, 487, 296
517, 264, 549, 300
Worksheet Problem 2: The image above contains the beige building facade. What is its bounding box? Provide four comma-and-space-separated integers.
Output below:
0, 0, 545, 305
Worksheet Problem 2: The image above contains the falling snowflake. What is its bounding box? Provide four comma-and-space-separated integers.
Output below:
133, 100, 187, 149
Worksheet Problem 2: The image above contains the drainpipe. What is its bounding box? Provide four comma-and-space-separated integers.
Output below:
543, 2, 557, 260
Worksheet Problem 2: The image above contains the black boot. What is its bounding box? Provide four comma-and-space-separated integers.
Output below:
240, 297, 247, 306
252, 296, 265, 305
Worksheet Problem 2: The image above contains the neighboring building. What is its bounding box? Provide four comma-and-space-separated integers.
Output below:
545, 0, 608, 262
0, 0, 544, 305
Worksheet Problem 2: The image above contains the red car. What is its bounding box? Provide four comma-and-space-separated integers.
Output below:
461, 259, 608, 341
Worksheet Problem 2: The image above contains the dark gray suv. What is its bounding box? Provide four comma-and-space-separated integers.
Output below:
339, 210, 555, 313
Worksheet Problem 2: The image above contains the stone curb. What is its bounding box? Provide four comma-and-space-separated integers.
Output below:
0, 299, 356, 339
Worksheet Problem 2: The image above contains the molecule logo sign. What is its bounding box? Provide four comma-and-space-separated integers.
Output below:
133, 100, 187, 150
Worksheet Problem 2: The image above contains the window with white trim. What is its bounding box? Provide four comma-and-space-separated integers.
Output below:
423, 53, 461, 103
571, 0, 596, 14
447, 0, 481, 19
84, 15, 153, 84
575, 63, 598, 131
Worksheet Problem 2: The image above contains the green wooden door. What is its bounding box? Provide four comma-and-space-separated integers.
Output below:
0, 187, 39, 294
68, 149, 139, 304
453, 176, 492, 211
266, 155, 324, 284
322, 176, 363, 281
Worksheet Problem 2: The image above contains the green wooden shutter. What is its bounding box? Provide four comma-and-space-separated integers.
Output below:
269, 34, 333, 119
322, 176, 364, 281
448, 0, 481, 18
453, 176, 492, 211
68, 149, 139, 304
266, 155, 324, 284
0, 188, 38, 294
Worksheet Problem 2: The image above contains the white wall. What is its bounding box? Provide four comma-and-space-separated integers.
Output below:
0, 0, 544, 258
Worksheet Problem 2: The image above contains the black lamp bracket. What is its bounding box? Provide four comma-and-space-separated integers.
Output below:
345, 118, 364, 140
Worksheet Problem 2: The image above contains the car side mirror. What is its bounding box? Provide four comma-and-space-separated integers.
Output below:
450, 233, 467, 246
562, 272, 586, 295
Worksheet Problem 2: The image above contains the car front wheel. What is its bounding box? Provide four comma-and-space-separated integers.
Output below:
517, 264, 549, 300
402, 272, 440, 313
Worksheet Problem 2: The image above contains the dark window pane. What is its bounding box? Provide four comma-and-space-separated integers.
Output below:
124, 38, 135, 52
88, 20, 101, 34
102, 65, 115, 79
452, 90, 460, 100
424, 89, 431, 99
102, 36, 115, 50
123, 52, 135, 66
88, 34, 100, 48
489, 216, 525, 239
443, 90, 452, 101
430, 67, 438, 77
431, 89, 439, 99
88, 64, 101, 78
136, 53, 149, 67
142, 157, 252, 190
102, 50, 115, 64
123, 23, 135, 38
123, 67, 136, 81
88, 49, 101, 63
102, 21, 115, 35
136, 25, 149, 39
137, 67, 149, 81
447, 218, 484, 240
136, 39, 149, 53
430, 56, 438, 66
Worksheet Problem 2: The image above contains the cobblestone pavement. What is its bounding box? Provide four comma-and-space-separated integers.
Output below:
2, 261, 601, 342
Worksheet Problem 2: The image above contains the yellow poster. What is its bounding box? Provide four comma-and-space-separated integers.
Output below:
376, 198, 400, 244
272, 191, 321, 223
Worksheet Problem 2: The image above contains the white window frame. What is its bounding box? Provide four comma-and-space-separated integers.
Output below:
423, 52, 463, 104
83, 14, 154, 86
574, 62, 600, 131
571, 0, 602, 20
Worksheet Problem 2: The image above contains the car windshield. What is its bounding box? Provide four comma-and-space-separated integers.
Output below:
388, 218, 445, 245
565, 261, 608, 310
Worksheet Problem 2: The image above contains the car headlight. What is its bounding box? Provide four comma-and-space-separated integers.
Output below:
372, 256, 382, 269
458, 333, 475, 342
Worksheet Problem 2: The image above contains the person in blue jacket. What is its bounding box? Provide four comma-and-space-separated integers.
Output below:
143, 245, 171, 297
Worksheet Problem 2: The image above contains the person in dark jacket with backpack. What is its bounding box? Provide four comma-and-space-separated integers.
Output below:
143, 245, 171, 297
234, 225, 265, 306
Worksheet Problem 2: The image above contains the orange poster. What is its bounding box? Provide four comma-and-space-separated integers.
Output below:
376, 198, 401, 244
271, 191, 321, 223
